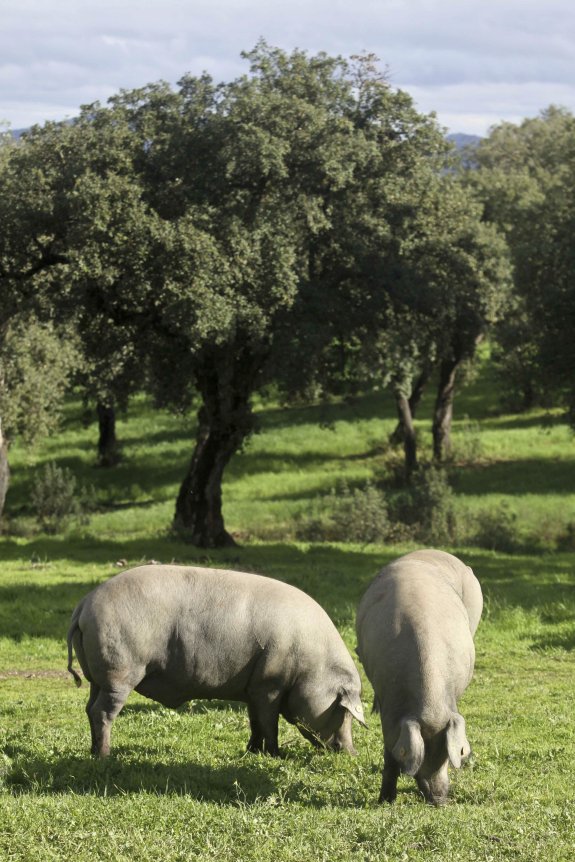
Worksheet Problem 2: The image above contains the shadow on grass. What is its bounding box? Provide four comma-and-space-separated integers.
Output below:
1, 539, 574, 645
227, 449, 384, 484
478, 413, 565, 432
0, 540, 387, 640
5, 752, 277, 802
256, 391, 393, 431
7, 451, 186, 512
4, 708, 367, 807
528, 630, 575, 652
122, 699, 246, 715
454, 457, 575, 496
4, 725, 386, 809
7, 440, 377, 517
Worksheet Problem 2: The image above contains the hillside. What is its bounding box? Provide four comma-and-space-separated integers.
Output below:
446, 132, 482, 149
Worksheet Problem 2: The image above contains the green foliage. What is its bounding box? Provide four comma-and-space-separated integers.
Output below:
349, 172, 512, 472
470, 502, 520, 553
3, 42, 509, 542
469, 106, 575, 422
330, 482, 392, 545
394, 464, 459, 545
298, 481, 393, 545
30, 461, 93, 534
0, 316, 79, 445
490, 301, 552, 412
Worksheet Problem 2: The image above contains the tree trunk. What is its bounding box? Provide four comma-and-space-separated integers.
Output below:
97, 402, 120, 466
389, 370, 428, 446
0, 421, 10, 523
394, 391, 418, 479
173, 410, 242, 547
432, 358, 459, 462
173, 347, 262, 548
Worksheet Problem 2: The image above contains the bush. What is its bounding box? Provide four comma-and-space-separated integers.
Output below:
30, 462, 94, 534
296, 481, 392, 545
298, 468, 462, 548
393, 464, 459, 545
330, 481, 392, 544
0, 316, 79, 445
470, 503, 519, 552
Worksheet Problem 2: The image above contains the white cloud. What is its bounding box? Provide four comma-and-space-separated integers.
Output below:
409, 80, 575, 135
1, 0, 575, 134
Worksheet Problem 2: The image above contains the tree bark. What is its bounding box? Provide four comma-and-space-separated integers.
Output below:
97, 402, 120, 466
173, 409, 243, 547
432, 357, 459, 462
389, 370, 428, 446
0, 421, 10, 523
173, 347, 262, 547
394, 390, 418, 479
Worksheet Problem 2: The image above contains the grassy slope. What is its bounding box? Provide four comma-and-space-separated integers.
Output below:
1, 358, 574, 861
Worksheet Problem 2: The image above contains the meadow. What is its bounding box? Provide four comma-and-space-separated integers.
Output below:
1, 358, 574, 861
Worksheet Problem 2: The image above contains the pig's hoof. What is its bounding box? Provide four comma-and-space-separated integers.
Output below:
246, 739, 280, 757
378, 788, 397, 804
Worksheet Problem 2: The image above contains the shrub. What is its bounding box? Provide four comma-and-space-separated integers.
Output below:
30, 462, 94, 534
294, 515, 331, 543
296, 481, 392, 545
470, 503, 519, 552
393, 464, 459, 545
0, 316, 79, 445
330, 481, 392, 544
299, 469, 460, 547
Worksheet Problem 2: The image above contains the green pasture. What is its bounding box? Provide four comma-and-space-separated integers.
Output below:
1, 360, 575, 860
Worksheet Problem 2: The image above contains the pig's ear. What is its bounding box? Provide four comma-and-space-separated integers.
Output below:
338, 690, 367, 727
392, 718, 425, 776
446, 713, 471, 769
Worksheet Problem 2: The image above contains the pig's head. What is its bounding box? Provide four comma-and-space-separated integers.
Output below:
286, 671, 367, 754
392, 713, 471, 806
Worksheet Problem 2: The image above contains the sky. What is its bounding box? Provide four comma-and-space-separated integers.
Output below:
2, 0, 574, 137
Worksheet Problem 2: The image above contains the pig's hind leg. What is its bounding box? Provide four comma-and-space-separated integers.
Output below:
379, 747, 401, 803
85, 682, 100, 754
88, 684, 132, 757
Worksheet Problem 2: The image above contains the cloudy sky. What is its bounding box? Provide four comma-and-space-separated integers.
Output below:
2, 0, 574, 136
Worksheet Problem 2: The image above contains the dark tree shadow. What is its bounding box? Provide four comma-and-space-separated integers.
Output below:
0, 541, 387, 644
2, 542, 575, 645
478, 414, 564, 432
528, 630, 575, 652
453, 458, 575, 497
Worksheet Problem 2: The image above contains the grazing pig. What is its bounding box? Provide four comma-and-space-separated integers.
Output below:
67, 564, 366, 758
356, 549, 482, 806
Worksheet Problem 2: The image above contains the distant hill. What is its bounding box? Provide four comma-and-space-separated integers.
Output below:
10, 118, 75, 139
446, 132, 482, 150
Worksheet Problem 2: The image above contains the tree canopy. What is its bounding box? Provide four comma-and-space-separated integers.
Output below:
0, 43, 513, 542
466, 106, 575, 418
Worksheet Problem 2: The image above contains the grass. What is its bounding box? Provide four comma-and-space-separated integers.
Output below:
1, 354, 575, 860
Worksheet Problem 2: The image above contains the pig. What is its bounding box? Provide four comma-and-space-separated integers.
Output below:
355, 549, 482, 806
67, 564, 366, 758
